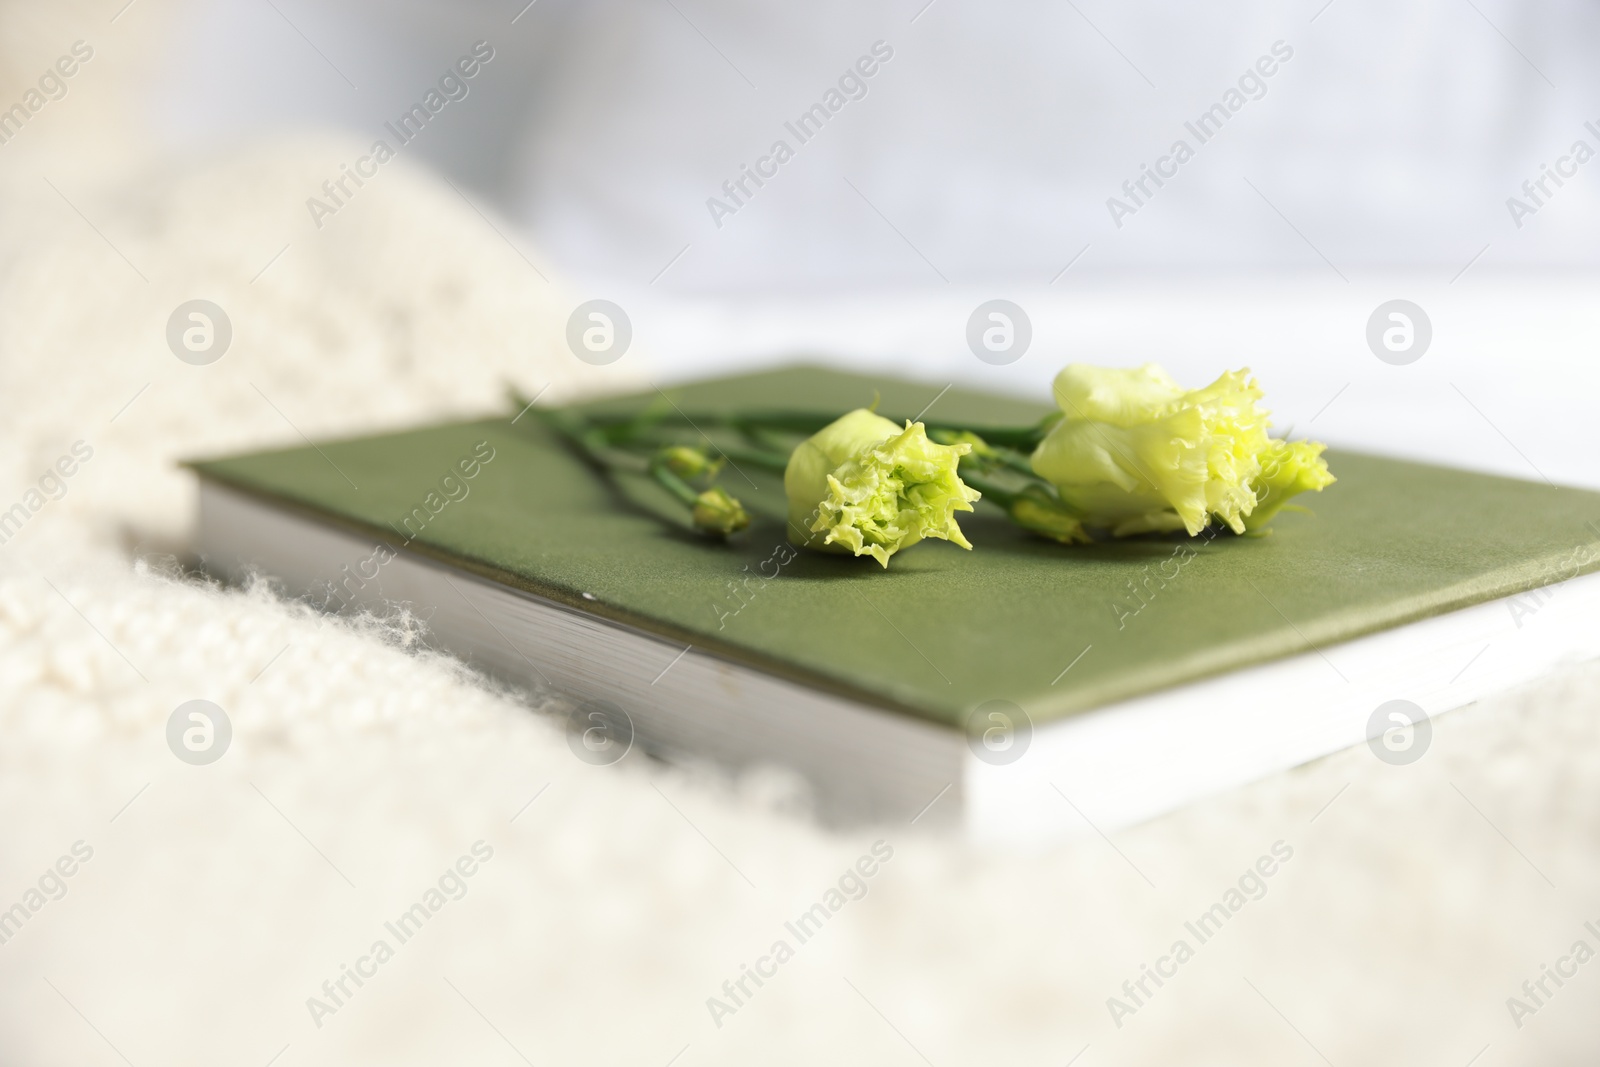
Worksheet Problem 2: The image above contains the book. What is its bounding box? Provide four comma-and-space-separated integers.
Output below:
188, 366, 1600, 837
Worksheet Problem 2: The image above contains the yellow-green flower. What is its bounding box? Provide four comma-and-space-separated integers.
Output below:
691, 486, 750, 535
1030, 363, 1331, 536
784, 408, 981, 567
1243, 439, 1336, 532
656, 444, 721, 479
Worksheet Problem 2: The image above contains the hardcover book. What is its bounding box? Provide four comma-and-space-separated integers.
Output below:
188, 366, 1600, 836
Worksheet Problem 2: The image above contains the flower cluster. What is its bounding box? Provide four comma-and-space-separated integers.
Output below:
540, 362, 1334, 569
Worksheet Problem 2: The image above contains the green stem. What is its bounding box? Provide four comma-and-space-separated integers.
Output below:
579, 410, 1057, 452
959, 469, 1023, 510
737, 421, 800, 455
926, 420, 1052, 451
538, 407, 753, 537
557, 413, 792, 476
960, 463, 1083, 515
991, 446, 1039, 476
647, 454, 704, 508
539, 408, 648, 474
713, 443, 792, 473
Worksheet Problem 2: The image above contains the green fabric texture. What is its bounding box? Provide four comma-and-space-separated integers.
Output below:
189, 366, 1600, 729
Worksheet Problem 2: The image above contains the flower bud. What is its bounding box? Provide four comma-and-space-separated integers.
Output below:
1007, 484, 1089, 544
657, 445, 718, 480
691, 487, 750, 536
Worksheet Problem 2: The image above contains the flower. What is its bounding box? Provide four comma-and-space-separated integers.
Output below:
1242, 439, 1336, 532
1030, 363, 1330, 536
691, 487, 750, 535
784, 409, 981, 567
656, 444, 721, 479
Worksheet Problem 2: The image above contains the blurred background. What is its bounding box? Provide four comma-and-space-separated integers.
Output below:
124, 0, 1600, 485
155, 0, 1600, 283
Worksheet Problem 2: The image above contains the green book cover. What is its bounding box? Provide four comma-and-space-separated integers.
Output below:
189, 365, 1600, 728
